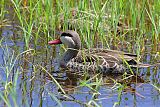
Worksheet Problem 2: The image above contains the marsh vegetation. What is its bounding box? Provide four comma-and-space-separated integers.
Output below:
0, 0, 160, 107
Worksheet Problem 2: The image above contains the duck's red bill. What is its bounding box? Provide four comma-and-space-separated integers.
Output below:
48, 39, 62, 45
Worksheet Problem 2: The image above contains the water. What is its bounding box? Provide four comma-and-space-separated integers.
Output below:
0, 15, 160, 107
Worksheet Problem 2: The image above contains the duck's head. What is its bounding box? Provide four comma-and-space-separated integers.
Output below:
48, 30, 81, 50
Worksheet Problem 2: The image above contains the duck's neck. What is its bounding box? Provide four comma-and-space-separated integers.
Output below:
60, 48, 79, 67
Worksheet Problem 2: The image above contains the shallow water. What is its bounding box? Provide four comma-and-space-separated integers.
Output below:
0, 2, 160, 106
0, 25, 159, 107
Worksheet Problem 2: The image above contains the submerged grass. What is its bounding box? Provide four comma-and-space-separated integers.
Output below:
0, 0, 5, 23
0, 42, 33, 106
0, 0, 160, 106
0, 42, 65, 106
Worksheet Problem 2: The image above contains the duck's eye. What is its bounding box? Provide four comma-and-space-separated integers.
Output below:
61, 33, 67, 37
67, 33, 73, 37
61, 33, 73, 37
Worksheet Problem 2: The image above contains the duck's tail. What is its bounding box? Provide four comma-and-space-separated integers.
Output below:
131, 63, 160, 68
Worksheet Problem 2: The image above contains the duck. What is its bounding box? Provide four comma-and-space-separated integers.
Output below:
48, 30, 150, 74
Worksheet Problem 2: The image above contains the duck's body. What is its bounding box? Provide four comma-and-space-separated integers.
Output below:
49, 30, 149, 74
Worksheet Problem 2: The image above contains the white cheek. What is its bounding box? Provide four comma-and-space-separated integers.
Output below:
60, 36, 75, 46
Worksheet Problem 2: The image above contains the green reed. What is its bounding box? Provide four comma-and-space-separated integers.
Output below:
0, 0, 5, 22
10, 0, 55, 48
6, 0, 159, 52
1, 0, 160, 106
0, 42, 33, 106
11, 0, 33, 49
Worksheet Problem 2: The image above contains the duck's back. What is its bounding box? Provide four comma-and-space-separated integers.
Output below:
66, 48, 141, 74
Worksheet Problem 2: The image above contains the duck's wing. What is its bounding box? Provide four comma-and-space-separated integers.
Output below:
73, 50, 122, 69
82, 48, 138, 64
69, 52, 124, 73
89, 48, 151, 68
69, 48, 150, 73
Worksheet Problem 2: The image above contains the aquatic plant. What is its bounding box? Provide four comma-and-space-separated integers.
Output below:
0, 0, 159, 106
